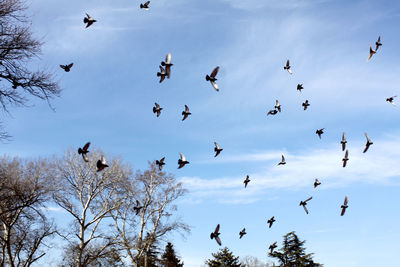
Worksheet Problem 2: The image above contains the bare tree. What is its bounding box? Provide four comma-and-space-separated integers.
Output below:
110, 162, 190, 267
240, 256, 273, 267
52, 149, 132, 267
0, 0, 61, 139
0, 156, 56, 267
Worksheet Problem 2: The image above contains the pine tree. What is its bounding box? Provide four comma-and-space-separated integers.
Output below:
161, 242, 184, 267
205, 247, 243, 267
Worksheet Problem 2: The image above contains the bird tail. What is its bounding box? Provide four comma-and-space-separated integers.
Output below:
157, 72, 161, 77
153, 107, 156, 113
206, 75, 210, 81
83, 17, 89, 23
140, 4, 144, 8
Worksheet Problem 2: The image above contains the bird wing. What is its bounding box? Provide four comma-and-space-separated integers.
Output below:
86, 13, 91, 19
145, 1, 150, 6
303, 205, 309, 214
83, 142, 90, 151
159, 66, 165, 73
160, 157, 165, 163
286, 60, 290, 68
60, 65, 66, 70
276, 100, 280, 106
214, 142, 220, 150
155, 102, 160, 108
215, 236, 222, 246
287, 68, 293, 75
377, 36, 381, 43
211, 81, 219, 91
214, 224, 220, 234
179, 153, 186, 162
165, 52, 171, 64
82, 154, 89, 162
281, 155, 285, 162
136, 200, 140, 206
342, 132, 346, 141
101, 155, 106, 164
341, 207, 346, 216
185, 105, 189, 112
210, 66, 219, 78
67, 63, 73, 68
345, 150, 348, 158
344, 195, 348, 205
305, 196, 313, 202
365, 133, 371, 142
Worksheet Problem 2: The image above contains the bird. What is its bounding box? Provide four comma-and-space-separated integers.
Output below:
153, 102, 163, 117
156, 157, 165, 171
278, 155, 286, 165
342, 149, 349, 168
239, 228, 246, 239
157, 66, 167, 83
161, 53, 173, 78
284, 60, 292, 74
340, 195, 349, 216
96, 155, 109, 172
267, 216, 275, 228
386, 96, 397, 106
314, 178, 321, 188
83, 13, 96, 28
275, 100, 281, 112
133, 200, 143, 215
78, 142, 90, 162
297, 84, 304, 92
210, 224, 221, 246
140, 1, 150, 9
299, 197, 313, 214
375, 36, 382, 51
60, 63, 73, 72
341, 132, 347, 151
316, 128, 325, 139
302, 100, 310, 110
214, 142, 223, 157
367, 46, 376, 61
178, 153, 189, 169
269, 242, 277, 253
363, 133, 373, 153
244, 175, 250, 188
267, 109, 278, 116
206, 66, 220, 91
182, 105, 191, 121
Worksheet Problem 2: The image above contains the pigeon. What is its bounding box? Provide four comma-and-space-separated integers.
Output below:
316, 128, 325, 139
153, 102, 163, 117
363, 133, 373, 153
367, 46, 376, 61
342, 149, 349, 168
140, 1, 150, 9
182, 105, 191, 121
302, 100, 310, 110
375, 36, 382, 51
239, 228, 246, 239
299, 197, 313, 214
214, 142, 223, 157
60, 63, 73, 72
157, 66, 167, 83
133, 200, 143, 215
386, 96, 397, 106
156, 157, 165, 171
275, 100, 281, 112
314, 178, 321, 188
96, 155, 109, 172
267, 216, 275, 228
210, 224, 221, 246
341, 132, 347, 151
269, 242, 277, 253
83, 13, 96, 28
284, 60, 292, 74
206, 66, 220, 91
161, 53, 173, 78
278, 155, 286, 165
267, 109, 278, 116
340, 195, 349, 216
297, 84, 303, 92
178, 153, 189, 169
244, 175, 250, 188
78, 142, 91, 162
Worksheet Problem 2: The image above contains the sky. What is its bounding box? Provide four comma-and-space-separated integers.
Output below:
1, 0, 400, 266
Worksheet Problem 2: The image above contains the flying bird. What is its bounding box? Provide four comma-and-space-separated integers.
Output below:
210, 224, 221, 246
206, 66, 220, 91
267, 216, 275, 228
299, 197, 313, 214
161, 53, 173, 78
284, 60, 292, 74
182, 105, 191, 121
297, 84, 303, 92
341, 132, 347, 151
156, 157, 165, 171
367, 46, 376, 61
269, 242, 277, 253
302, 100, 310, 110
316, 128, 325, 139
244, 175, 250, 188
60, 63, 73, 72
278, 155, 286, 165
239, 228, 246, 239
133, 200, 143, 215
78, 142, 90, 162
386, 96, 397, 106
275, 100, 281, 112
214, 142, 223, 157
178, 153, 189, 169
342, 149, 349, 168
375, 36, 382, 51
153, 102, 163, 117
314, 178, 321, 188
363, 133, 373, 153
157, 66, 167, 83
83, 13, 96, 28
96, 155, 109, 172
140, 1, 150, 9
267, 109, 278, 116
340, 195, 349, 216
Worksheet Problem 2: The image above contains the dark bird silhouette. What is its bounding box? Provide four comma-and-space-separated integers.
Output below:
284, 60, 292, 75
182, 105, 191, 121
214, 142, 223, 157
316, 128, 325, 139
210, 224, 221, 246
375, 36, 382, 51
275, 100, 281, 112
178, 153, 189, 169
156, 157, 165, 171
341, 132, 347, 151
267, 109, 278, 116
157, 66, 167, 83
244, 175, 250, 188
363, 133, 373, 153
239, 228, 246, 239
297, 84, 303, 92
96, 155, 109, 172
267, 216, 275, 228
340, 195, 349, 216
153, 102, 163, 117
60, 63, 73, 72
278, 155, 286, 165
140, 1, 150, 9
386, 96, 397, 106
299, 197, 312, 214
161, 53, 173, 78
83, 13, 96, 28
269, 242, 277, 253
367, 46, 376, 61
133, 200, 143, 215
342, 149, 349, 168
302, 100, 310, 110
206, 66, 220, 91
78, 142, 90, 162
314, 178, 321, 188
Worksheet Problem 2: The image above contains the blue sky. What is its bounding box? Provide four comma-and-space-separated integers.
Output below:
1, 0, 400, 266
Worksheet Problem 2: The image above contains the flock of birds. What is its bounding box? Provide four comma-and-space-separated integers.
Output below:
55, 7, 395, 256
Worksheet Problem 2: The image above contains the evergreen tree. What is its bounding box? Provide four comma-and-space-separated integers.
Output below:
205, 247, 243, 267
161, 242, 184, 267
268, 231, 323, 267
